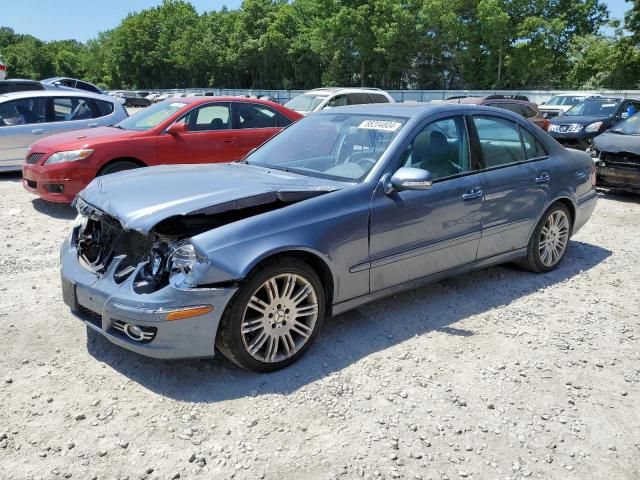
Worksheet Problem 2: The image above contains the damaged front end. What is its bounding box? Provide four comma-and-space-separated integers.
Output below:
594, 150, 640, 194
72, 187, 331, 293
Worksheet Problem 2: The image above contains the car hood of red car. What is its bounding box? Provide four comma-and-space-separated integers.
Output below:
75, 162, 345, 235
31, 126, 142, 151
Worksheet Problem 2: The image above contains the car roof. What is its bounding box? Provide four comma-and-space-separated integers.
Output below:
0, 89, 118, 102
317, 102, 480, 118
164, 96, 289, 107
306, 87, 388, 95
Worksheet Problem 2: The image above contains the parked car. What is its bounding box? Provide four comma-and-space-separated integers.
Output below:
112, 91, 152, 108
153, 93, 173, 103
0, 90, 127, 172
23, 97, 302, 202
284, 87, 394, 115
538, 94, 589, 119
41, 77, 105, 95
589, 113, 640, 193
445, 95, 549, 130
548, 97, 640, 149
60, 103, 597, 371
0, 59, 6, 81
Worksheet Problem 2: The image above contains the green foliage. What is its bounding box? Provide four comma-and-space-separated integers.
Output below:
1, 0, 634, 90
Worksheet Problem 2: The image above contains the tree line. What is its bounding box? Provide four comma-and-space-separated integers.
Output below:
1, 0, 640, 91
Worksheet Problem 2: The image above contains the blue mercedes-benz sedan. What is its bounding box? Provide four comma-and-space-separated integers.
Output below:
61, 103, 597, 371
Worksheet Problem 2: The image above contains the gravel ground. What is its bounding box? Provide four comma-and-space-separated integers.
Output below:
1, 172, 639, 480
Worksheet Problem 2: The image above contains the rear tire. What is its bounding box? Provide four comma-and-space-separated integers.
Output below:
518, 202, 572, 273
216, 258, 325, 372
98, 160, 141, 176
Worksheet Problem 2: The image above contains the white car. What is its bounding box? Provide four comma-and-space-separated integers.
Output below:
285, 87, 394, 115
539, 94, 591, 119
0, 60, 6, 81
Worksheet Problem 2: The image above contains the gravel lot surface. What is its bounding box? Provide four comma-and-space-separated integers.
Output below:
1, 172, 639, 480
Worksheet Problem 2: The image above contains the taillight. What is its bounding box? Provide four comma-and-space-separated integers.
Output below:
590, 164, 597, 186
0, 64, 6, 71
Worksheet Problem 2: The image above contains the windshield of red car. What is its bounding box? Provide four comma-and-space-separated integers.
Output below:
116, 101, 186, 131
245, 112, 407, 182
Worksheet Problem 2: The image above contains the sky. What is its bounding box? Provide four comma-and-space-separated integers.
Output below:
0, 0, 633, 43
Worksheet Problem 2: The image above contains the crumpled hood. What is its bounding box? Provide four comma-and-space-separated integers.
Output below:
76, 163, 344, 234
593, 132, 640, 154
550, 115, 612, 126
32, 126, 141, 151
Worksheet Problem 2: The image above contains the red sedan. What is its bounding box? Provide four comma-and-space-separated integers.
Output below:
22, 97, 302, 203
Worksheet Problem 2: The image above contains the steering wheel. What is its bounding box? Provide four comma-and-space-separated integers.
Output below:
344, 156, 376, 172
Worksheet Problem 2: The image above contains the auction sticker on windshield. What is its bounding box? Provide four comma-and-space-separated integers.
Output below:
358, 120, 402, 132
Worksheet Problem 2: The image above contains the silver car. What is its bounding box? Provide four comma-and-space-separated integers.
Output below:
61, 103, 597, 372
0, 90, 127, 172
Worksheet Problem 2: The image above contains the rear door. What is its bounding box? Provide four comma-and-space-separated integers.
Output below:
470, 114, 557, 258
232, 102, 290, 158
0, 97, 49, 169
157, 102, 238, 164
48, 96, 113, 134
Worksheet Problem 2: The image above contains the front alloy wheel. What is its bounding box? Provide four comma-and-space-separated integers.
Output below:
241, 273, 319, 363
216, 258, 325, 372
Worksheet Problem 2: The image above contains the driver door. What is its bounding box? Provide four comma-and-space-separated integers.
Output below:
368, 115, 484, 292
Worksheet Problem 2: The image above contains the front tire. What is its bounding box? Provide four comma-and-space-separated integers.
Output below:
98, 160, 141, 176
216, 258, 325, 372
518, 203, 572, 273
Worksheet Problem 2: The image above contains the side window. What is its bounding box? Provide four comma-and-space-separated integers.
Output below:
52, 97, 94, 122
520, 128, 548, 159
473, 116, 526, 168
91, 99, 114, 118
325, 94, 347, 108
274, 110, 292, 127
183, 103, 230, 131
0, 98, 47, 126
521, 105, 537, 118
236, 103, 278, 129
401, 116, 471, 180
368, 93, 390, 104
347, 93, 370, 105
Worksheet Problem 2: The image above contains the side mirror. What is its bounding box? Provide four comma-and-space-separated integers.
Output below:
383, 167, 433, 194
166, 122, 188, 135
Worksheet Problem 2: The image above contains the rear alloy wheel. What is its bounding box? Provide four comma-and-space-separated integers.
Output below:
519, 203, 572, 273
216, 259, 325, 372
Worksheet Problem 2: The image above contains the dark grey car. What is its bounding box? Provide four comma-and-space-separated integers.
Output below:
61, 103, 597, 372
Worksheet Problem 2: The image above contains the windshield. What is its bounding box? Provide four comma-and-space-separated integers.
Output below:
545, 95, 586, 106
245, 113, 407, 182
116, 101, 186, 131
609, 113, 640, 135
284, 93, 328, 112
564, 100, 619, 117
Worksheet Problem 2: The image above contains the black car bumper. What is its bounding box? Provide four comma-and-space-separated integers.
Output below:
548, 131, 594, 150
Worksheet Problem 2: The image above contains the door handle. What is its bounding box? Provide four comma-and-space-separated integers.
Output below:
31, 129, 45, 135
221, 137, 234, 144
462, 188, 483, 201
87, 122, 99, 128
535, 172, 551, 184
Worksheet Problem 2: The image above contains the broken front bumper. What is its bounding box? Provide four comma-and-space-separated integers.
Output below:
60, 238, 238, 359
595, 158, 640, 194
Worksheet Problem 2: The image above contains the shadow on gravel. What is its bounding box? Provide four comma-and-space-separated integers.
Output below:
597, 190, 640, 204
86, 239, 612, 402
31, 198, 76, 219
0, 171, 22, 183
